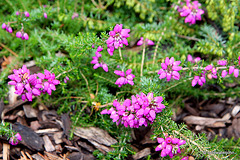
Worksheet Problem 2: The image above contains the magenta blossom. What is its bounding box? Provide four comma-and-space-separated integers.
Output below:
158, 57, 182, 81
44, 12, 47, 18
72, 12, 79, 19
178, 0, 204, 25
192, 72, 206, 87
91, 46, 108, 72
24, 11, 30, 17
64, 76, 69, 83
8, 65, 60, 101
106, 24, 130, 56
205, 64, 217, 79
137, 37, 154, 46
217, 60, 227, 66
16, 31, 29, 40
228, 66, 239, 78
187, 54, 201, 63
9, 133, 22, 145
114, 69, 135, 87
101, 92, 166, 128
155, 136, 186, 158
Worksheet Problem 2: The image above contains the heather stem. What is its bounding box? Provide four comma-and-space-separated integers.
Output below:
140, 42, 146, 77
119, 48, 123, 61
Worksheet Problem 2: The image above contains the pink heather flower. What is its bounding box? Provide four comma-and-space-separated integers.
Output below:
2, 23, 7, 29
44, 12, 47, 19
106, 24, 130, 56
38, 69, 60, 95
181, 156, 189, 160
217, 60, 227, 66
221, 70, 228, 78
229, 66, 234, 74
205, 64, 217, 79
178, 0, 204, 25
192, 72, 206, 87
187, 55, 201, 63
137, 37, 155, 46
8, 65, 60, 101
72, 12, 79, 19
16, 31, 29, 40
158, 57, 182, 81
9, 133, 22, 145
101, 92, 166, 128
64, 76, 69, 83
155, 136, 186, 158
16, 11, 20, 16
91, 46, 108, 72
16, 31, 22, 38
228, 66, 239, 77
6, 26, 13, 33
234, 69, 239, 78
23, 33, 29, 40
114, 69, 135, 87
24, 11, 30, 17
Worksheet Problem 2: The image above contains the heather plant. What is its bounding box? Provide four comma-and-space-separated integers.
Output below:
0, 0, 240, 159
0, 122, 22, 146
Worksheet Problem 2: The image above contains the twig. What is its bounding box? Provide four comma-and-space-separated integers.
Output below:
56, 68, 73, 79
162, 78, 193, 92
3, 143, 10, 160
79, 70, 91, 96
140, 42, 146, 77
0, 43, 18, 57
119, 48, 123, 61
153, 27, 166, 66
176, 34, 200, 41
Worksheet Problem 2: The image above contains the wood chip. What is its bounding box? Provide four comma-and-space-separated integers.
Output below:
133, 148, 151, 160
32, 154, 45, 160
232, 105, 240, 117
43, 135, 55, 152
74, 127, 117, 146
88, 139, 114, 154
53, 132, 63, 144
8, 85, 18, 105
30, 121, 41, 131
23, 105, 38, 118
35, 128, 59, 134
3, 143, 10, 160
183, 115, 231, 128
13, 123, 44, 151
77, 141, 95, 152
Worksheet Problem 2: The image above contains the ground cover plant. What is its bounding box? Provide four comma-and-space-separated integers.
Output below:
0, 0, 240, 159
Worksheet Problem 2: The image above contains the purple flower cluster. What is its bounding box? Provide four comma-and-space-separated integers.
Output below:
192, 57, 240, 87
15, 11, 30, 17
101, 92, 166, 128
155, 136, 186, 158
114, 69, 135, 87
106, 24, 130, 56
9, 133, 22, 145
91, 46, 108, 72
8, 65, 60, 101
192, 72, 206, 87
187, 54, 201, 63
137, 37, 154, 46
72, 12, 79, 19
16, 31, 29, 40
177, 0, 204, 25
2, 23, 13, 33
158, 57, 182, 81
